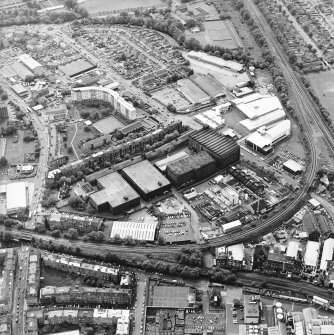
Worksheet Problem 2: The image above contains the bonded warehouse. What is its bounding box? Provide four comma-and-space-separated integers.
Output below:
188, 128, 240, 168
89, 172, 140, 215
122, 160, 171, 201
166, 152, 216, 187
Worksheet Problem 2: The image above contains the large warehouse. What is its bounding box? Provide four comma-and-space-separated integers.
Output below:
155, 151, 189, 172
245, 120, 291, 155
5, 182, 28, 215
191, 73, 226, 98
188, 128, 240, 168
177, 78, 210, 105
59, 59, 97, 78
110, 221, 158, 242
122, 160, 171, 201
166, 152, 216, 187
283, 159, 304, 175
89, 172, 140, 215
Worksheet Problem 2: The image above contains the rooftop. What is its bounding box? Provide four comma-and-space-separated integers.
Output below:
166, 151, 215, 176
155, 151, 189, 172
122, 160, 171, 195
189, 128, 239, 159
59, 59, 97, 78
110, 221, 158, 241
283, 159, 304, 172
90, 172, 140, 207
6, 182, 27, 212
304, 241, 320, 267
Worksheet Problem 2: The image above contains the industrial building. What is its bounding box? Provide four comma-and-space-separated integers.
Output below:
11, 83, 28, 98
220, 185, 239, 206
151, 286, 196, 308
244, 295, 261, 324
4, 182, 28, 215
320, 238, 334, 271
232, 93, 284, 120
110, 221, 158, 242
18, 54, 44, 75
122, 160, 171, 201
166, 152, 216, 187
304, 241, 320, 270
189, 128, 240, 168
89, 172, 140, 215
188, 50, 244, 73
245, 120, 291, 155
191, 73, 226, 98
283, 159, 304, 175
240, 109, 286, 132
59, 58, 97, 78
72, 86, 137, 121
222, 220, 242, 234
155, 151, 189, 172
177, 78, 210, 105
194, 108, 225, 129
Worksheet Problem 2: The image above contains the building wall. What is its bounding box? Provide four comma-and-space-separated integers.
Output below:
245, 139, 273, 155
110, 196, 141, 215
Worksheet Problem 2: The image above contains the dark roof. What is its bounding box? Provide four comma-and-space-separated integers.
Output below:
190, 128, 239, 158
59, 59, 97, 78
86, 169, 110, 183
122, 160, 171, 195
167, 151, 215, 176
302, 211, 321, 234
120, 121, 143, 135
268, 253, 294, 264
315, 213, 334, 235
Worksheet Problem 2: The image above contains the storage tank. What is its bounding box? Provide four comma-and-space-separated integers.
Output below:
277, 314, 284, 320
276, 308, 283, 314
275, 302, 282, 308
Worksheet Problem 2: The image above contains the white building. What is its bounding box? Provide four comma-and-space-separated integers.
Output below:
18, 54, 43, 72
110, 221, 158, 242
188, 51, 244, 73
286, 241, 300, 259
245, 120, 291, 155
194, 109, 225, 129
222, 220, 242, 234
220, 185, 239, 206
239, 109, 286, 132
320, 238, 334, 271
304, 241, 320, 269
72, 86, 137, 121
6, 182, 28, 215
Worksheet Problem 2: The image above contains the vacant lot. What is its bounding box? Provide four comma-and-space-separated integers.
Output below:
82, 0, 165, 14
93, 115, 125, 135
307, 70, 334, 123
185, 20, 243, 50
4, 131, 37, 165
152, 86, 191, 111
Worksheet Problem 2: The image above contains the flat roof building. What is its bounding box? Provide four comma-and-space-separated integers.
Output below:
189, 128, 240, 168
286, 241, 300, 259
244, 295, 261, 324
122, 160, 171, 201
320, 238, 334, 271
304, 241, 320, 269
155, 151, 189, 172
151, 286, 196, 308
89, 172, 140, 215
110, 221, 158, 241
11, 83, 28, 97
194, 108, 225, 129
59, 59, 97, 78
191, 73, 226, 98
166, 151, 216, 186
245, 120, 291, 155
6, 182, 28, 215
283, 159, 304, 175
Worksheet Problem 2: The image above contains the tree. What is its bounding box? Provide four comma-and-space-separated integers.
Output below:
67, 228, 78, 239
51, 229, 61, 238
0, 93, 8, 101
0, 156, 7, 167
68, 195, 83, 209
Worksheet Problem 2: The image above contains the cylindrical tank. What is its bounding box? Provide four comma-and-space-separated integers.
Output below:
276, 307, 283, 314
275, 302, 282, 308
277, 314, 284, 320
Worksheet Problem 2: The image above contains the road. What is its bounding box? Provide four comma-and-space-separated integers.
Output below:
133, 274, 148, 335
11, 246, 30, 335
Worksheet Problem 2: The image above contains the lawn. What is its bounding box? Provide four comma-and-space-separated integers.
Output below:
82, 0, 165, 14
307, 69, 334, 124
93, 115, 125, 135
185, 20, 243, 50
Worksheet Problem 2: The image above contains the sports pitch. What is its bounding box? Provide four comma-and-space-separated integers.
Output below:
185, 20, 243, 50
93, 115, 125, 135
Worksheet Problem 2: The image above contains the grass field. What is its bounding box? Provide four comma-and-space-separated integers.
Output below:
185, 20, 243, 50
82, 0, 165, 14
307, 70, 334, 123
93, 115, 125, 135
